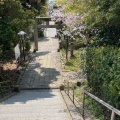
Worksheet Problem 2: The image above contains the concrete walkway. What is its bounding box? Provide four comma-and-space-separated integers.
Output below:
20, 36, 63, 89
0, 90, 72, 120
0, 28, 73, 120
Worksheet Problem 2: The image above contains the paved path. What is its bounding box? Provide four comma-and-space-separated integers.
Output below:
0, 33, 72, 119
20, 36, 63, 88
0, 23, 83, 120
0, 90, 72, 120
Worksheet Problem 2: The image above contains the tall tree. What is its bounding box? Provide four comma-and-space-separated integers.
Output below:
20, 0, 48, 16
0, 0, 47, 54
55, 0, 120, 46
0, 0, 35, 52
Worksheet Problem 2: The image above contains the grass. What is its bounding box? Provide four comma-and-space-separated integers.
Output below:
73, 86, 104, 120
85, 97, 104, 120
74, 84, 105, 120
61, 49, 81, 71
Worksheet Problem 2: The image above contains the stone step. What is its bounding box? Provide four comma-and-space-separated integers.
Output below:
0, 91, 72, 120
20, 87, 60, 90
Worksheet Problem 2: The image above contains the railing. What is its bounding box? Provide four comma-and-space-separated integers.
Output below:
0, 80, 13, 97
64, 80, 120, 120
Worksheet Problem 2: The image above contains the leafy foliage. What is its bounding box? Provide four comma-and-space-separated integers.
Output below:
55, 0, 120, 119
80, 46, 120, 110
20, 0, 47, 15
0, 0, 47, 55
25, 40, 31, 51
55, 0, 120, 46
0, 0, 34, 53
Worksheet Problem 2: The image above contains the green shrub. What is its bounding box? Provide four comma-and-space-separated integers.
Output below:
38, 31, 44, 37
53, 5, 58, 9
85, 97, 104, 120
25, 40, 31, 51
80, 46, 120, 113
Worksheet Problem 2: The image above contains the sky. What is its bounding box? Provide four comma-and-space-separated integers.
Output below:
49, 0, 53, 2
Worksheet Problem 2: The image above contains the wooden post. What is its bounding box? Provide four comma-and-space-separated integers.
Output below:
82, 92, 85, 117
68, 82, 69, 96
73, 86, 75, 104
19, 40, 22, 53
22, 39, 25, 60
34, 17, 38, 51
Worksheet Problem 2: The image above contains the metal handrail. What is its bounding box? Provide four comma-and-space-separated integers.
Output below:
64, 80, 120, 120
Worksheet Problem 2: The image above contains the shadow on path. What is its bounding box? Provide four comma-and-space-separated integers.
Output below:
20, 45, 61, 88
1, 90, 56, 105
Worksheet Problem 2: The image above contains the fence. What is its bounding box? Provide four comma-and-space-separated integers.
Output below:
64, 80, 120, 120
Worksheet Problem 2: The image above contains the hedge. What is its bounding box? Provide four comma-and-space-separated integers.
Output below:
80, 46, 120, 110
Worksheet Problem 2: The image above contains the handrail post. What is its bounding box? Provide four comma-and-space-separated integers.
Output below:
111, 111, 115, 120
73, 85, 75, 104
82, 92, 85, 118
68, 82, 69, 96
64, 81, 120, 119
64, 81, 66, 93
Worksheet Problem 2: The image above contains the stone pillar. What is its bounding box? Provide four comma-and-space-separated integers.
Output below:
34, 17, 38, 51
